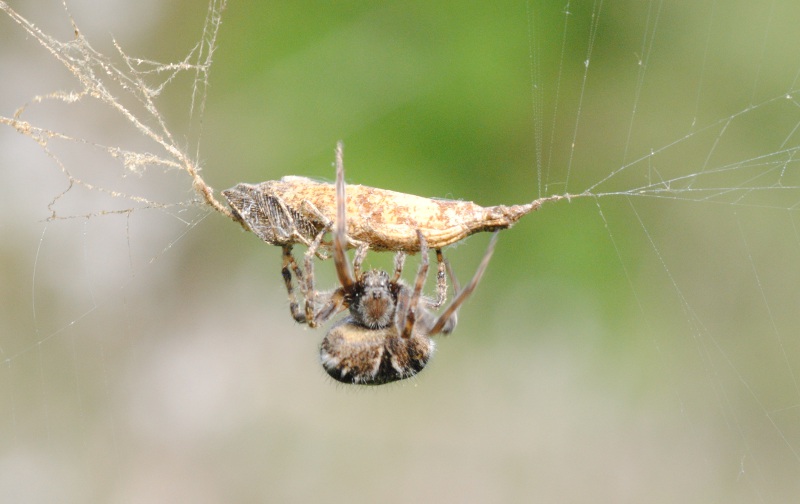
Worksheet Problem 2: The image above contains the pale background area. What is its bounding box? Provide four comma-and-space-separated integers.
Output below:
1, 1, 799, 502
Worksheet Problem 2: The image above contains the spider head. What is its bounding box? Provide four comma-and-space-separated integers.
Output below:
349, 269, 396, 329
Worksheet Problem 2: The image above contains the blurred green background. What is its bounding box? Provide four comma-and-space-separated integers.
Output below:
2, 0, 800, 502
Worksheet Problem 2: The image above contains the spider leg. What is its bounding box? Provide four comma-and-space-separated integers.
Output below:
438, 254, 463, 333
392, 250, 407, 282
391, 250, 409, 334
333, 141, 356, 291
419, 255, 463, 333
427, 249, 449, 308
313, 288, 349, 326
281, 245, 308, 324
400, 231, 429, 339
300, 224, 330, 328
353, 243, 369, 279
427, 232, 499, 336
444, 256, 462, 295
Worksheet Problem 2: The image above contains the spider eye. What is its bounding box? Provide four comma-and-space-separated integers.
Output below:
346, 291, 360, 305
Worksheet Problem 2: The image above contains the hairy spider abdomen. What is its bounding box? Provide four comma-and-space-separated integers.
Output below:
320, 318, 434, 385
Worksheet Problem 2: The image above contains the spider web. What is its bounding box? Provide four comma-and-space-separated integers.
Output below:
1, 0, 799, 502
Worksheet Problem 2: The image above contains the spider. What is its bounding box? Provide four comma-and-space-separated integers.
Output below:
282, 143, 499, 385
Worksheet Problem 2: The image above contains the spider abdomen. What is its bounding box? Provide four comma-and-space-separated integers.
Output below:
320, 318, 434, 385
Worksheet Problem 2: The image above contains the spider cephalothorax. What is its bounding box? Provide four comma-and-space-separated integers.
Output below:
349, 269, 398, 329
